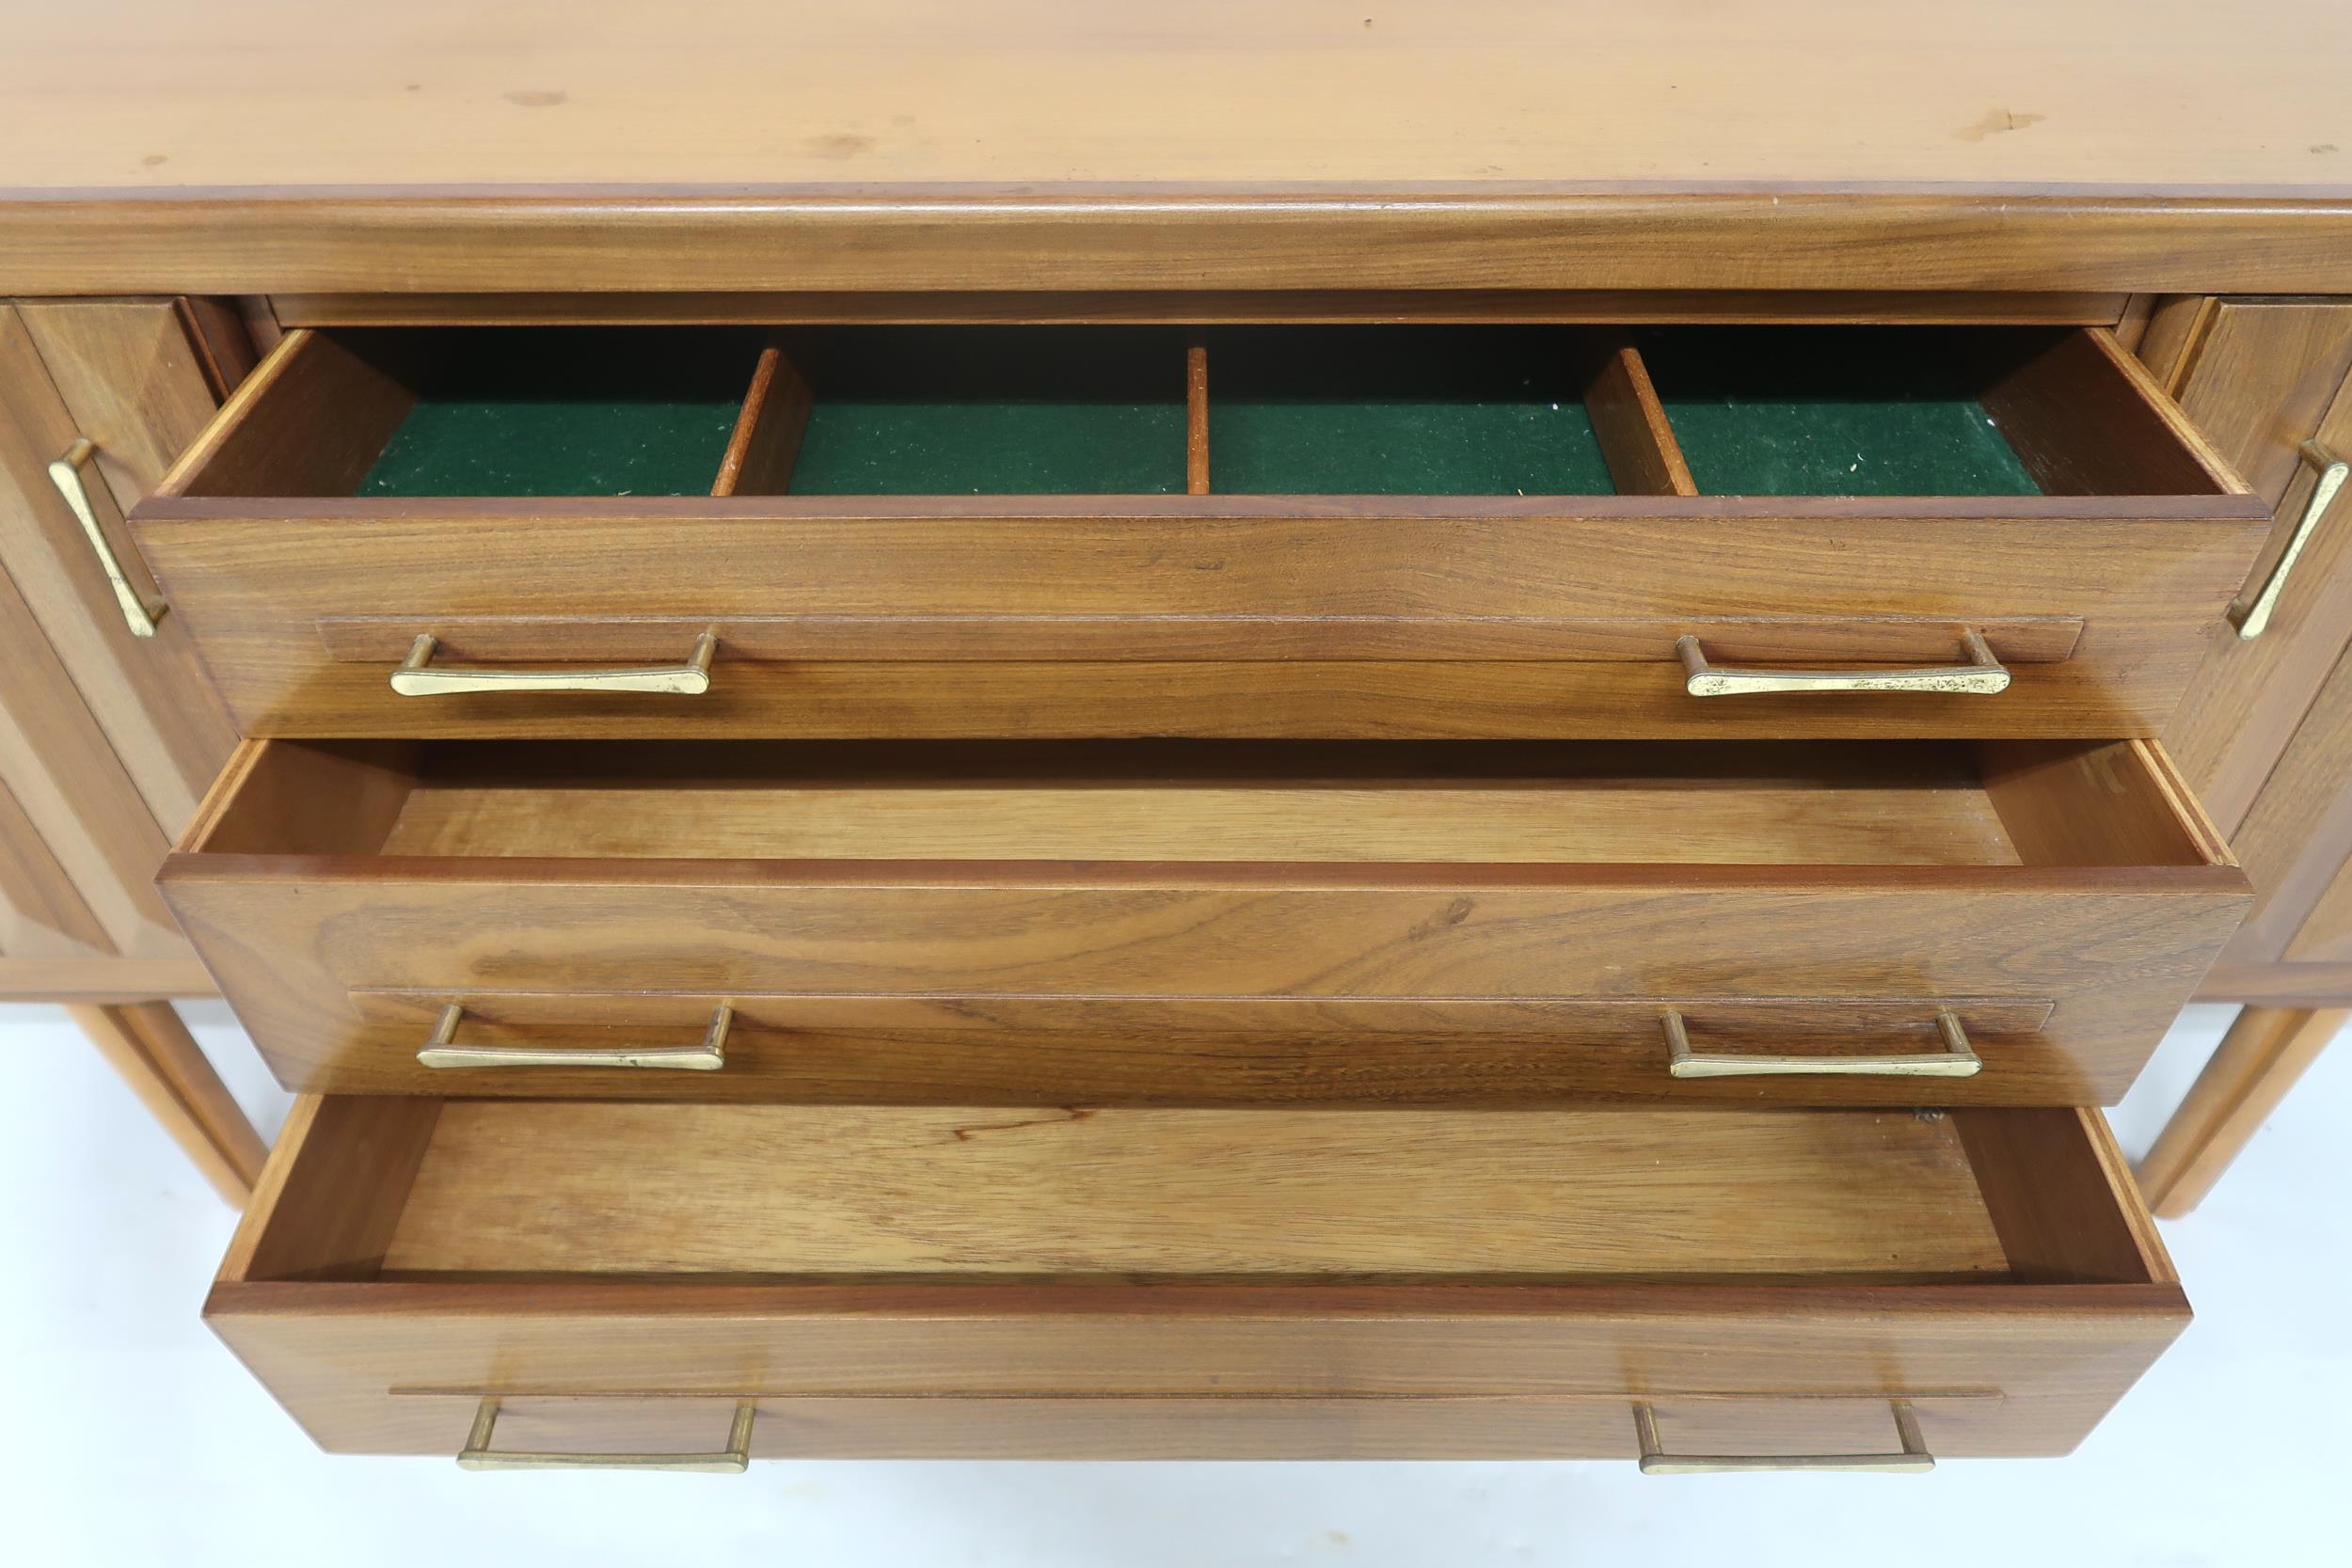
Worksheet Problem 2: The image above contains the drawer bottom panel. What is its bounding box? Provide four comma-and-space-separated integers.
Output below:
208, 1098, 2187, 1462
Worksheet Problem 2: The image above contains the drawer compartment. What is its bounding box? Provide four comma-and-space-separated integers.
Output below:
207, 1096, 2187, 1460
161, 736, 2249, 1105
131, 321, 2268, 740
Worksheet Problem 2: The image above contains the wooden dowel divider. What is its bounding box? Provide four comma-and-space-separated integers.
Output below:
711, 337, 815, 496
1575, 330, 1698, 497
1186, 331, 1211, 494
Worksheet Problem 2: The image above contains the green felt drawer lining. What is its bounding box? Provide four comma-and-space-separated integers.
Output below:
357, 328, 765, 499
1638, 327, 2043, 498
784, 327, 1188, 495
343, 325, 2060, 499
1203, 326, 1613, 495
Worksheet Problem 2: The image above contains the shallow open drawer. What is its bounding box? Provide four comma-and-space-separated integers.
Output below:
129, 323, 2268, 740
207, 1096, 2186, 1462
161, 736, 2249, 1106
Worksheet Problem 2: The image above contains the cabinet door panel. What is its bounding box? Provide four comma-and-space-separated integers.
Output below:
0, 302, 236, 831
2160, 300, 2352, 834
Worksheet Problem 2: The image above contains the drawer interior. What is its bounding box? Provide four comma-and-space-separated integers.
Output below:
358, 328, 765, 498
165, 323, 2240, 501
1641, 327, 2042, 497
227, 1099, 2167, 1289
190, 737, 2227, 870
1201, 326, 1613, 494
782, 326, 1189, 494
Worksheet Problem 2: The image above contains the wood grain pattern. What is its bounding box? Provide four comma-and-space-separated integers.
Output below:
2197, 960, 2352, 1005
1979, 326, 2242, 497
0, 1, 2340, 195
220, 1095, 442, 1282
0, 769, 111, 958
19, 197, 2352, 299
0, 561, 183, 960
711, 343, 812, 499
2137, 1006, 2350, 1216
2212, 640, 2352, 970
1577, 335, 1694, 498
381, 1104, 2010, 1281
2157, 300, 2352, 835
68, 1001, 266, 1205
371, 746, 2029, 868
175, 297, 261, 399
163, 329, 416, 499
338, 991, 2068, 1108
164, 736, 2249, 1106
123, 322, 2265, 739
310, 613, 2088, 669
131, 504, 2265, 741
265, 292, 2137, 330
2284, 847, 2352, 962
7, 4, 2352, 294
1953, 1107, 2172, 1285
0, 956, 214, 999
204, 1095, 2188, 1458
1978, 739, 2226, 869
2137, 297, 2219, 394
0, 305, 235, 829
395, 1391, 2003, 1464
14, 300, 232, 511
1184, 335, 1209, 496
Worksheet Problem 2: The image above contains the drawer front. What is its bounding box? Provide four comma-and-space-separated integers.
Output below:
262, 1391, 2042, 1465
212, 1296, 2177, 1462
207, 1098, 2187, 1461
161, 736, 2250, 1106
133, 322, 2266, 741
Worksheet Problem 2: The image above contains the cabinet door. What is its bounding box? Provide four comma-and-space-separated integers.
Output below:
0, 768, 113, 961
2212, 636, 2352, 974
2157, 299, 2352, 834
2283, 850, 2352, 963
0, 298, 238, 997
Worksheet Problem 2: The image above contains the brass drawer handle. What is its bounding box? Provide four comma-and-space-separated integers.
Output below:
2231, 439, 2347, 639
1662, 1008, 1982, 1079
391, 631, 717, 696
458, 1399, 755, 1472
47, 438, 164, 639
1677, 629, 2009, 696
1634, 1400, 1932, 1474
417, 1003, 732, 1070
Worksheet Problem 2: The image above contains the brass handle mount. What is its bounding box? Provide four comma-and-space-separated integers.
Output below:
47, 438, 164, 639
457, 1399, 755, 1472
417, 1003, 732, 1070
1662, 1007, 1983, 1079
1634, 1400, 1933, 1474
1677, 629, 2009, 696
2231, 438, 2347, 640
391, 631, 717, 696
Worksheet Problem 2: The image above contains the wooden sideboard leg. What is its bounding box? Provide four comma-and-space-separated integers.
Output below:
66, 1000, 267, 1207
2137, 1006, 2351, 1218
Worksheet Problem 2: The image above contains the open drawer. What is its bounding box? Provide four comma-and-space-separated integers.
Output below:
161, 736, 2249, 1106
208, 1096, 2187, 1462
130, 322, 2269, 740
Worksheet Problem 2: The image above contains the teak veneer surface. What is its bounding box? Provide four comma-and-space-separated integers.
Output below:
378, 1104, 2010, 1282
8, 4, 2352, 292
8, 0, 2345, 195
372, 743, 2026, 868
128, 325, 2266, 742
206, 1099, 2186, 1457
163, 738, 2246, 1107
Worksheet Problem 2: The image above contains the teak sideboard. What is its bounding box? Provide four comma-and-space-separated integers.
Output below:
7, 0, 2352, 1474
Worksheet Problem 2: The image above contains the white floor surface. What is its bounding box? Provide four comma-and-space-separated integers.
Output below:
3, 1000, 2344, 1566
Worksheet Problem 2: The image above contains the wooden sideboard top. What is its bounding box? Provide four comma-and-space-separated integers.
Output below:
7, 0, 2352, 293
